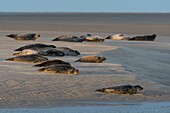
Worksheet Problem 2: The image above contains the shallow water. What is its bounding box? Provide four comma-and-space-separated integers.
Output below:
1, 102, 170, 113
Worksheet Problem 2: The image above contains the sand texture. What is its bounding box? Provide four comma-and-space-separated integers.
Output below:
0, 13, 170, 108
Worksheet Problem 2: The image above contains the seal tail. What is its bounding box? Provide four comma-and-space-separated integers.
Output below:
52, 38, 59, 41
37, 68, 45, 72
75, 59, 80, 62
13, 52, 20, 56
5, 58, 14, 61
95, 88, 105, 92
14, 48, 22, 51
105, 36, 111, 39
33, 64, 42, 67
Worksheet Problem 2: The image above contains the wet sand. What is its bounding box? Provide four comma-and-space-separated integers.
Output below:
0, 13, 170, 111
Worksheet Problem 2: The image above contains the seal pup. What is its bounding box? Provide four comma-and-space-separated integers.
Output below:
38, 65, 79, 75
106, 34, 130, 40
75, 56, 106, 63
95, 85, 143, 95
13, 49, 38, 56
6, 33, 40, 41
6, 54, 48, 63
84, 36, 105, 42
14, 43, 56, 51
129, 34, 156, 41
33, 59, 71, 67
52, 35, 84, 42
55, 47, 80, 56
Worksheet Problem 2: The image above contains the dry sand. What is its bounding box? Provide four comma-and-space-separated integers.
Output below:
0, 13, 170, 108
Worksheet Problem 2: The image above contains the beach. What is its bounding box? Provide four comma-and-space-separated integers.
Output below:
0, 13, 170, 111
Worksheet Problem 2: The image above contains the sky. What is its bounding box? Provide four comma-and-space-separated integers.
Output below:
0, 0, 169, 13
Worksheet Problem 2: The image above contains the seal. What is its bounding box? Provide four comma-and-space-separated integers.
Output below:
129, 34, 156, 41
75, 56, 106, 63
13, 48, 65, 57
95, 85, 143, 95
13, 49, 38, 56
84, 36, 104, 42
38, 65, 79, 75
55, 47, 80, 56
33, 59, 71, 67
106, 34, 130, 40
14, 43, 56, 51
6, 33, 40, 41
52, 35, 84, 42
5, 54, 48, 63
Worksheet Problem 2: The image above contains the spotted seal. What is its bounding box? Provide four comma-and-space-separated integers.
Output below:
129, 34, 156, 41
52, 35, 84, 42
55, 47, 80, 56
75, 56, 106, 63
84, 36, 104, 42
6, 33, 40, 41
14, 43, 56, 51
33, 59, 71, 67
38, 65, 79, 75
95, 85, 143, 95
5, 54, 48, 63
106, 34, 130, 40
13, 49, 38, 56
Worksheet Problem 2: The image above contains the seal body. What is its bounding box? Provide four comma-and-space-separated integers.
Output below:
55, 47, 80, 56
6, 33, 40, 41
6, 54, 48, 63
75, 56, 106, 63
13, 49, 38, 56
14, 43, 56, 51
35, 49, 65, 56
95, 85, 143, 95
33, 59, 71, 67
129, 34, 156, 41
38, 65, 79, 75
106, 34, 129, 40
84, 36, 104, 42
52, 35, 84, 42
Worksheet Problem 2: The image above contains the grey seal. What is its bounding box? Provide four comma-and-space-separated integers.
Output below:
95, 85, 143, 95
38, 65, 79, 75
55, 47, 80, 56
129, 34, 156, 41
52, 35, 84, 42
14, 43, 56, 51
75, 56, 106, 63
6, 54, 48, 63
6, 33, 40, 41
84, 36, 105, 42
106, 34, 130, 40
33, 59, 71, 67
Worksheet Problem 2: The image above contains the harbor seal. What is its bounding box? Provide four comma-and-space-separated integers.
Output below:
75, 56, 106, 63
5, 54, 48, 63
6, 33, 40, 41
95, 85, 143, 95
129, 34, 156, 41
33, 59, 71, 67
14, 43, 56, 51
38, 65, 79, 75
106, 34, 130, 40
52, 35, 84, 42
55, 47, 80, 56
13, 49, 38, 56
84, 36, 105, 42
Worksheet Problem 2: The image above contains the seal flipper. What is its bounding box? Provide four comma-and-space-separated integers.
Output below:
5, 58, 14, 61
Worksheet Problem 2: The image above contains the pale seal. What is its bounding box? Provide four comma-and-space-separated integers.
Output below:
13, 49, 38, 56
95, 85, 143, 95
84, 36, 104, 42
129, 34, 156, 41
14, 43, 56, 51
38, 65, 79, 75
106, 34, 130, 40
6, 33, 40, 41
5, 54, 48, 63
75, 56, 106, 63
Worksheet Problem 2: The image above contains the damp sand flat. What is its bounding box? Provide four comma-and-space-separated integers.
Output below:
0, 13, 170, 109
